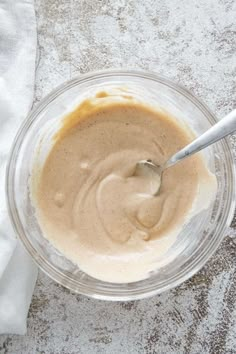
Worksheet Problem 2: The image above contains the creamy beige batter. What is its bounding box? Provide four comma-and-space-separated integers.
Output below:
33, 94, 217, 283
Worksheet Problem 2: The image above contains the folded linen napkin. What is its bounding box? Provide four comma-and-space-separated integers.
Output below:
0, 0, 38, 335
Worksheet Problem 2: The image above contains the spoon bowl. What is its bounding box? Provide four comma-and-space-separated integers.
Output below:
134, 160, 163, 195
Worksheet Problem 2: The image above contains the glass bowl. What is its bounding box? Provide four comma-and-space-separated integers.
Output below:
6, 70, 235, 300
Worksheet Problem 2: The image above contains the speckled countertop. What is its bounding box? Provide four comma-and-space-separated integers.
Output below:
1, 0, 236, 353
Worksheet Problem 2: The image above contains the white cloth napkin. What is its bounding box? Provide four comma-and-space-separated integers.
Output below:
0, 0, 38, 335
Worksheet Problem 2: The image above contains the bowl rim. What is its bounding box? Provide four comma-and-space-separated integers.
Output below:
6, 69, 236, 300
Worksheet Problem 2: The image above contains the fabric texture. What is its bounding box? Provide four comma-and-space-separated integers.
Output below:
0, 0, 38, 335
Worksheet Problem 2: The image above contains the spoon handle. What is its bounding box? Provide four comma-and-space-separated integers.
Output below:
165, 109, 236, 169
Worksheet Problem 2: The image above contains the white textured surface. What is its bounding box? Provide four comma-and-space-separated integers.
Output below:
0, 0, 37, 336
1, 0, 236, 353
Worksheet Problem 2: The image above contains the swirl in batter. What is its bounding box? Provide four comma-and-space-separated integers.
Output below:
33, 94, 217, 282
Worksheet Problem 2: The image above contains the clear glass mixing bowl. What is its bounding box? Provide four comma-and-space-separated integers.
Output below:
6, 70, 235, 300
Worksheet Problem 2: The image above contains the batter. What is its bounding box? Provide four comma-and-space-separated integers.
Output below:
33, 94, 217, 283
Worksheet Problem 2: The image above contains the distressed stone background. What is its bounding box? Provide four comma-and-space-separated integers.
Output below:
0, 0, 236, 353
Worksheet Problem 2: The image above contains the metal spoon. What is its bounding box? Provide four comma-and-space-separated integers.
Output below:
135, 109, 236, 195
